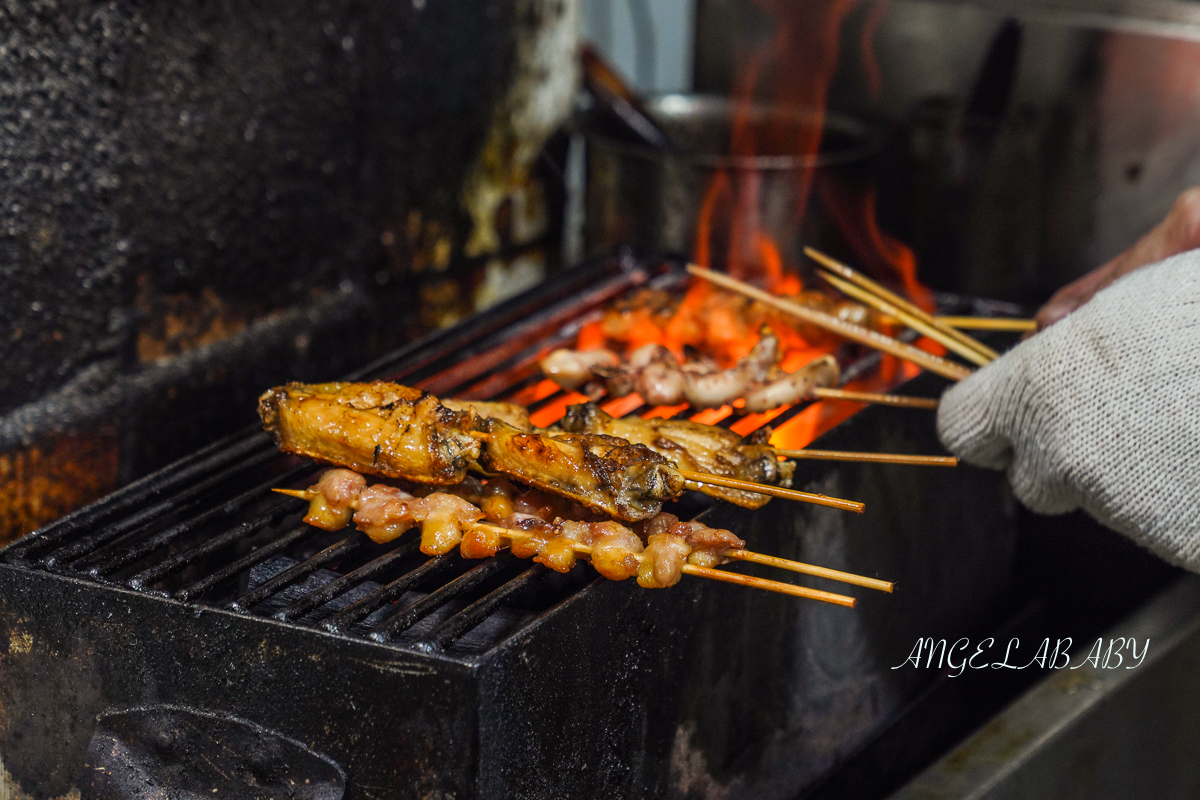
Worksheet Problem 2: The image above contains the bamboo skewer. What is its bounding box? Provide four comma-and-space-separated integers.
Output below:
677, 471, 865, 513
279, 469, 866, 515
810, 387, 939, 410
776, 449, 957, 467
720, 549, 893, 592
477, 528, 891, 594
805, 247, 999, 361
486, 524, 860, 606
681, 564, 856, 605
686, 264, 972, 381
818, 270, 994, 368
937, 315, 1037, 332
274, 487, 316, 500
484, 430, 868, 514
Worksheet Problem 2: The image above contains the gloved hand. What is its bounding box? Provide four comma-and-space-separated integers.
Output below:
938, 249, 1200, 570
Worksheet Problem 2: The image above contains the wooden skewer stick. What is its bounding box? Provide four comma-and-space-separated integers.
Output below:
818, 270, 994, 368
681, 563, 856, 605
776, 449, 957, 467
937, 315, 1037, 332
486, 524, 858, 606
810, 387, 939, 410
720, 549, 893, 592
805, 247, 999, 361
678, 472, 865, 513
278, 470, 864, 515
686, 264, 972, 382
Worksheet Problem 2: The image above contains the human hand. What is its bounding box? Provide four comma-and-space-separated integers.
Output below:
1035, 187, 1200, 330
938, 250, 1200, 569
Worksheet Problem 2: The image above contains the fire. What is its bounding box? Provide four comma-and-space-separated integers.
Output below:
818, 179, 935, 312
533, 0, 938, 449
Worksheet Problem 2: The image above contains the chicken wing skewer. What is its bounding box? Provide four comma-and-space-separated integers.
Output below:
541, 328, 939, 411
260, 382, 865, 520
561, 403, 957, 481
258, 382, 482, 484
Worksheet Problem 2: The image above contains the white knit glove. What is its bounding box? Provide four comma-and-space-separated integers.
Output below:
937, 249, 1200, 571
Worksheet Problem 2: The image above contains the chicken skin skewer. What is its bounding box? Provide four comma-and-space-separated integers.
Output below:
541, 328, 938, 411
277, 469, 890, 596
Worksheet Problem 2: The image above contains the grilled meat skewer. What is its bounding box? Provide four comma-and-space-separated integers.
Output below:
260, 381, 861, 521
559, 402, 792, 509
282, 469, 885, 600
540, 329, 841, 411
283, 469, 742, 585
259, 382, 481, 484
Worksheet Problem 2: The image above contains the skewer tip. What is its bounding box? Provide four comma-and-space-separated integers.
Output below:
272, 487, 312, 500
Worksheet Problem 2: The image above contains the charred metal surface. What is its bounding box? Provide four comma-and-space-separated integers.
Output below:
86, 706, 346, 799
0, 570, 474, 800
0, 0, 517, 411
0, 428, 120, 545
0, 0, 576, 539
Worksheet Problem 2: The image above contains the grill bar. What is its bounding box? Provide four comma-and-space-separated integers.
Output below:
418, 563, 549, 651
455, 353, 562, 403
233, 534, 365, 612
354, 256, 651, 387
6, 427, 270, 561
370, 557, 513, 642
42, 445, 283, 569
275, 538, 422, 622
127, 502, 298, 589
322, 553, 462, 633
174, 523, 320, 602
82, 465, 311, 577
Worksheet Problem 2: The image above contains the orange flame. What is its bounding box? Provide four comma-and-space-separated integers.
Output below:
860, 0, 891, 100
543, 0, 937, 448
818, 179, 935, 312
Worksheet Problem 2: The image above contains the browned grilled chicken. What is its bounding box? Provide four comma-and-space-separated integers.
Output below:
539, 328, 842, 412
258, 382, 482, 485
260, 383, 694, 521
292, 469, 745, 587
559, 402, 794, 509
440, 399, 532, 431
477, 418, 686, 521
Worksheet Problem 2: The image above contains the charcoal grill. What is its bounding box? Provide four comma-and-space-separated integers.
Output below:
0, 252, 1021, 799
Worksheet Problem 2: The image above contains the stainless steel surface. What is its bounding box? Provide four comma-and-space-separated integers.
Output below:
694, 0, 1200, 304
916, 0, 1200, 40
868, 0, 1200, 296
889, 574, 1200, 800
585, 94, 880, 267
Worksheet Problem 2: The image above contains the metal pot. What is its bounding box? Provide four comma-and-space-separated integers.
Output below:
585, 94, 881, 273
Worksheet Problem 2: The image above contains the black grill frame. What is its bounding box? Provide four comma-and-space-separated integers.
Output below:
4, 250, 928, 657
0, 251, 1026, 798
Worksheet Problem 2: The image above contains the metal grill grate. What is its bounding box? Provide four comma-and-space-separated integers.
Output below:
0, 252, 956, 658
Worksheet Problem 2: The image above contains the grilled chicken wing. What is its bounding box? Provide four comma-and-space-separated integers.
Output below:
258, 382, 482, 484
441, 399, 532, 431
477, 419, 685, 521
559, 403, 794, 509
